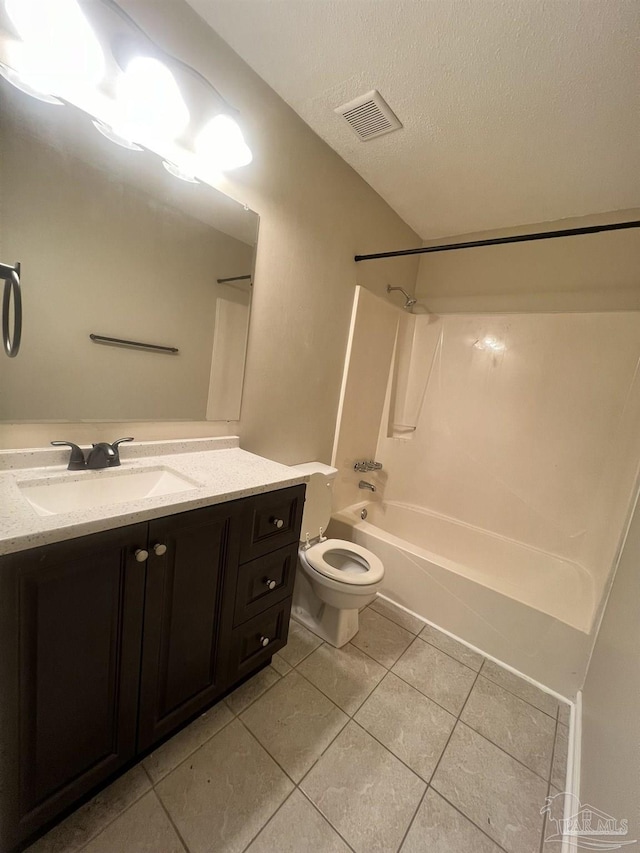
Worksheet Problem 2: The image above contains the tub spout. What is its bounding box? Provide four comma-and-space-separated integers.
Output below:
359, 480, 376, 492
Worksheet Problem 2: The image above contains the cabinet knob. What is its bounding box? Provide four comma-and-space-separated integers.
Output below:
270, 517, 284, 529
135, 548, 149, 562
153, 543, 167, 556
265, 578, 277, 590
260, 636, 270, 648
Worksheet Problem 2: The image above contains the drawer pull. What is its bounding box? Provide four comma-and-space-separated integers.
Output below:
134, 548, 149, 563
270, 517, 285, 529
260, 635, 270, 648
265, 578, 277, 590
153, 543, 167, 556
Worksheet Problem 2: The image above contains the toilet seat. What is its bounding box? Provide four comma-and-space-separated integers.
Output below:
300, 538, 384, 586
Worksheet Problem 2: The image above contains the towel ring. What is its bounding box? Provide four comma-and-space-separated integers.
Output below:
1, 262, 22, 358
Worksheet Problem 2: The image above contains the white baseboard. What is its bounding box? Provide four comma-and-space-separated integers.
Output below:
376, 592, 573, 704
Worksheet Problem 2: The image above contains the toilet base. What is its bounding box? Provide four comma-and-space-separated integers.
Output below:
291, 602, 359, 648
292, 565, 375, 647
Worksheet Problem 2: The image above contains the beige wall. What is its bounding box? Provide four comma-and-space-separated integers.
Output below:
0, 0, 420, 458
581, 489, 640, 841
415, 210, 640, 314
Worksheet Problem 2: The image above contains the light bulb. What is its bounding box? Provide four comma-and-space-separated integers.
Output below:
195, 114, 253, 172
114, 57, 189, 148
5, 0, 104, 98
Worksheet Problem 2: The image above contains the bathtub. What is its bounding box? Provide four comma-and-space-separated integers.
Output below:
328, 500, 596, 697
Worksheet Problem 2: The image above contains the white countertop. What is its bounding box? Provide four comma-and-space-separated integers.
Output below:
0, 437, 308, 556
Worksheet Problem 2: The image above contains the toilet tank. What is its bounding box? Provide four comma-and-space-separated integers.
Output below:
291, 462, 338, 543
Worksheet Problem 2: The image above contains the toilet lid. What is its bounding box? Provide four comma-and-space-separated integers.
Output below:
303, 539, 384, 586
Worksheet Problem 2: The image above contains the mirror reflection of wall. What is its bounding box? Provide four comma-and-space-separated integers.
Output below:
0, 81, 259, 423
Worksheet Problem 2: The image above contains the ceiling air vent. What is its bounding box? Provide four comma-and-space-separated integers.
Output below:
335, 90, 402, 141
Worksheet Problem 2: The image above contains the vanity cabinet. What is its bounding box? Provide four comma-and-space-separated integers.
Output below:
0, 483, 305, 852
137, 503, 242, 751
0, 524, 148, 850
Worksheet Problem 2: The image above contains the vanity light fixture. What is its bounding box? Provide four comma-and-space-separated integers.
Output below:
0, 62, 63, 104
162, 160, 199, 183
114, 56, 189, 149
0, 0, 254, 183
92, 119, 143, 151
4, 0, 105, 100
195, 114, 253, 172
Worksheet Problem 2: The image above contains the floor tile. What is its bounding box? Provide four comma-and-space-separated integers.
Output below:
481, 660, 559, 717
143, 701, 233, 783
155, 719, 293, 853
245, 790, 351, 853
401, 787, 503, 853
369, 597, 424, 634
301, 722, 425, 853
420, 624, 484, 671
351, 608, 414, 668
355, 672, 455, 781
432, 723, 547, 853
80, 791, 185, 853
297, 642, 386, 715
278, 619, 323, 666
541, 786, 566, 849
225, 665, 281, 715
271, 651, 293, 675
461, 676, 556, 779
240, 670, 348, 782
26, 765, 151, 853
551, 724, 569, 789
392, 637, 477, 715
557, 701, 571, 727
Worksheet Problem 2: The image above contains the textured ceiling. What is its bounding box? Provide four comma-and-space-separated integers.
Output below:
187, 0, 640, 239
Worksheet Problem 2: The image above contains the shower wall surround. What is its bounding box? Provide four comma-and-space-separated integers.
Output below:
379, 310, 640, 598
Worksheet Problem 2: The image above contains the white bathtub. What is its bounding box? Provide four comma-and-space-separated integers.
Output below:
329, 500, 596, 697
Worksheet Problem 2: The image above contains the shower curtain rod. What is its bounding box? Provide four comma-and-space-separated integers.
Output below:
354, 219, 640, 262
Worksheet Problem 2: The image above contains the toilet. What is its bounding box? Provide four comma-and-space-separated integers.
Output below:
291, 462, 384, 647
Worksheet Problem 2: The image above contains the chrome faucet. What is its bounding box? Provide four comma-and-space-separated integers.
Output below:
51, 437, 134, 470
359, 480, 376, 492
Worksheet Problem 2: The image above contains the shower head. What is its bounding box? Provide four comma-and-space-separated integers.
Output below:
387, 284, 418, 311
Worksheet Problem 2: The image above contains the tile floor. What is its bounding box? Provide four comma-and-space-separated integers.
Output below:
28, 598, 570, 853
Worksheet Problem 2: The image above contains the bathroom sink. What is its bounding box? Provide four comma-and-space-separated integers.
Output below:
18, 466, 202, 517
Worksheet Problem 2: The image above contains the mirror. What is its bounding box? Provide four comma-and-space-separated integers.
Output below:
0, 78, 259, 422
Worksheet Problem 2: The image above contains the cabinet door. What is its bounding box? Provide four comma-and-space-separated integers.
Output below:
138, 503, 241, 751
0, 524, 148, 851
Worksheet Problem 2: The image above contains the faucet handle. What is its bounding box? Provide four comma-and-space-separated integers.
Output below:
51, 441, 86, 471
366, 460, 383, 471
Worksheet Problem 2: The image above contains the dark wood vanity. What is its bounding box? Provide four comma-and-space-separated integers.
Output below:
0, 484, 305, 852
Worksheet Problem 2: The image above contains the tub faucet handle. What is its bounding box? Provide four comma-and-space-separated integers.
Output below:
319, 527, 327, 542
366, 460, 383, 471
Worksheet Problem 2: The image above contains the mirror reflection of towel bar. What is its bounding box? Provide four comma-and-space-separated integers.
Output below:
89, 334, 179, 354
1, 260, 22, 358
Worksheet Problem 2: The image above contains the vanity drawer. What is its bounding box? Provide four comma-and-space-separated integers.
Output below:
240, 485, 305, 562
227, 600, 292, 682
234, 543, 298, 627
